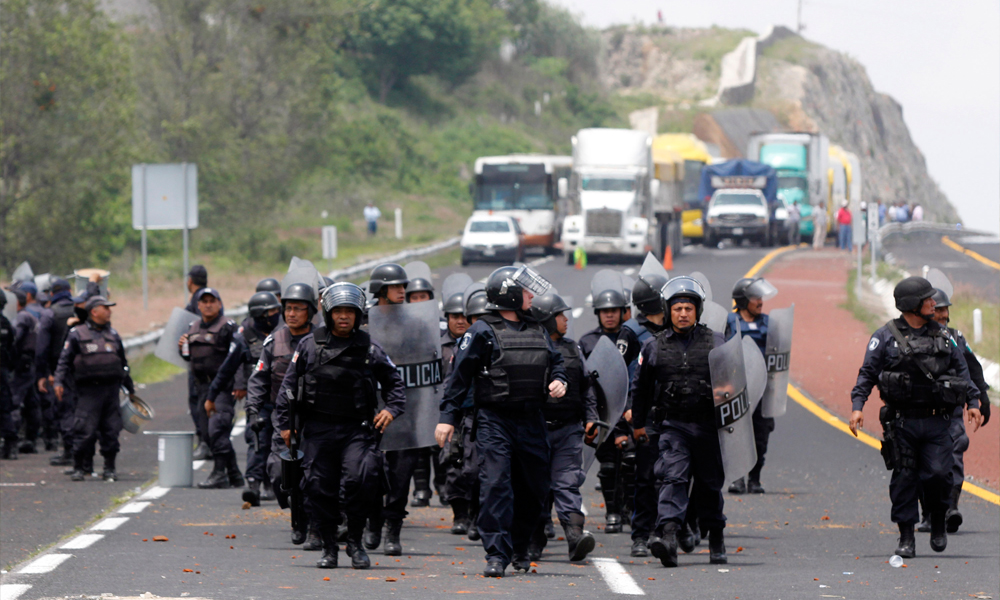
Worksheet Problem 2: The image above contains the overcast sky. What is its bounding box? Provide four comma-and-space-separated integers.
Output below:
551, 0, 1000, 234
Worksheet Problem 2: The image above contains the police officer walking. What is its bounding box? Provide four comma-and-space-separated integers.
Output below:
439, 291, 476, 534
631, 276, 730, 568
0, 293, 16, 460
276, 282, 406, 569
36, 279, 78, 466
178, 288, 244, 489
435, 265, 567, 578
53, 296, 135, 481
3, 287, 39, 460
849, 276, 982, 558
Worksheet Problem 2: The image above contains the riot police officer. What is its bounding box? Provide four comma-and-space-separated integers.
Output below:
53, 296, 135, 481
616, 273, 670, 557
528, 292, 598, 562
439, 291, 476, 534
178, 288, 244, 489
36, 279, 78, 465
245, 283, 317, 544
207, 292, 282, 504
850, 276, 982, 558
435, 265, 567, 578
256, 278, 282, 301
0, 293, 15, 460
19, 281, 57, 453
579, 288, 627, 357
3, 288, 39, 459
276, 282, 406, 569
631, 276, 729, 568
725, 277, 778, 495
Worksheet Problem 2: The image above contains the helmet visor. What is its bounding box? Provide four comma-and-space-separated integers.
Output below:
660, 276, 707, 302
745, 278, 778, 301
321, 283, 367, 313
512, 265, 552, 297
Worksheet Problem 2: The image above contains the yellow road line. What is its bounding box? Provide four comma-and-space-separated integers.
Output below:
941, 235, 1000, 271
745, 245, 1000, 505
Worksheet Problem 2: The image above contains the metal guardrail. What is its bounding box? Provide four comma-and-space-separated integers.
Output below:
877, 221, 996, 242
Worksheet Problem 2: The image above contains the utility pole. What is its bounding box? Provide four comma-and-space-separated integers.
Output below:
797, 0, 806, 33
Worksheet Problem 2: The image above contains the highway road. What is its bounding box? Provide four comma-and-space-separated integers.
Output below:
2, 243, 998, 599
882, 230, 1000, 302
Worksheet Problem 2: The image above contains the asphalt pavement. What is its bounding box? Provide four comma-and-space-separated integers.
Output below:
2, 242, 998, 599
882, 230, 1000, 302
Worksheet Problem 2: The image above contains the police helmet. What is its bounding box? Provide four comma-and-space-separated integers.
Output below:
406, 278, 435, 301
485, 265, 551, 311
464, 291, 491, 318
632, 274, 668, 316
368, 263, 409, 297
282, 282, 317, 318
661, 276, 707, 320
255, 278, 281, 296
931, 288, 951, 308
592, 289, 627, 315
732, 277, 778, 309
443, 292, 465, 315
248, 291, 281, 318
893, 276, 935, 314
321, 282, 367, 331
530, 293, 572, 336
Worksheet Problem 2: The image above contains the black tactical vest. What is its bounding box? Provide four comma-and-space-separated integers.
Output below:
187, 316, 232, 381
48, 301, 76, 371
72, 324, 124, 384
17, 312, 38, 366
240, 318, 266, 364
878, 320, 954, 406
302, 327, 376, 420
269, 326, 298, 405
1, 315, 14, 373
543, 337, 585, 422
653, 325, 715, 415
474, 315, 550, 407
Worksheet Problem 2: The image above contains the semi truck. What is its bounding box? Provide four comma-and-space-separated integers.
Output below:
747, 132, 829, 237
560, 129, 655, 263
697, 159, 778, 246
653, 133, 713, 241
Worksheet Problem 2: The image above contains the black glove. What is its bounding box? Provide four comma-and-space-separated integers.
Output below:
979, 399, 991, 427
247, 409, 264, 433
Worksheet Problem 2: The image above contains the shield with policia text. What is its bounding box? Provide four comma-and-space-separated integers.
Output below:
367, 299, 443, 451
761, 305, 794, 418
154, 308, 201, 369
581, 336, 629, 474
709, 332, 764, 485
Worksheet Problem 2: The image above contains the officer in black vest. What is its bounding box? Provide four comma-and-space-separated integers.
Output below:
208, 291, 281, 504
631, 276, 729, 568
528, 292, 598, 563
277, 282, 406, 570
19, 281, 57, 454
439, 291, 476, 534
36, 279, 78, 465
178, 288, 243, 489
0, 292, 16, 460
53, 296, 134, 481
850, 277, 982, 558
435, 265, 567, 578
246, 283, 316, 543
3, 288, 39, 459
616, 274, 670, 557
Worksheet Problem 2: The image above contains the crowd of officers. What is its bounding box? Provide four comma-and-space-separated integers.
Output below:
2, 257, 990, 578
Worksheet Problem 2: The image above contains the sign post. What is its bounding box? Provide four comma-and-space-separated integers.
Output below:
322, 226, 338, 272
395, 208, 403, 240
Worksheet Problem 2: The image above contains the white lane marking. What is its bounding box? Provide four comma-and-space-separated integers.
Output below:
527, 256, 555, 268
61, 534, 104, 549
231, 425, 245, 438
19, 554, 71, 574
91, 517, 129, 531
592, 558, 645, 595
623, 267, 636, 276
139, 486, 169, 500
0, 584, 32, 600
118, 502, 151, 514
193, 460, 207, 470
572, 307, 584, 318
0, 483, 35, 487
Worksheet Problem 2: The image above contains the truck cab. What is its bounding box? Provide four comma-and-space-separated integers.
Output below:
704, 189, 770, 247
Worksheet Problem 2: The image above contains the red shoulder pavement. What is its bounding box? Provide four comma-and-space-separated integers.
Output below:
760, 249, 998, 491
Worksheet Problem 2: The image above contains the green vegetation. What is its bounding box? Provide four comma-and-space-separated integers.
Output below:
658, 26, 756, 79
949, 293, 999, 366
844, 268, 886, 333
130, 353, 184, 386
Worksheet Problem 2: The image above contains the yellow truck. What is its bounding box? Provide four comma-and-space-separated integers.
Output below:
652, 134, 713, 241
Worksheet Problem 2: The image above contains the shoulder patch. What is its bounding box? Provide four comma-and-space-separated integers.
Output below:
616, 339, 628, 356
637, 353, 643, 366
868, 337, 879, 351
459, 332, 471, 350
291, 351, 299, 364
255, 359, 265, 371
262, 334, 274, 346
238, 325, 244, 334
229, 341, 237, 353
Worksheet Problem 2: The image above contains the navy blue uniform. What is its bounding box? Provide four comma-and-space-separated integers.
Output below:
181, 315, 238, 456
36, 295, 77, 453
0, 313, 15, 457
5, 308, 39, 446
725, 311, 774, 484
441, 314, 566, 568
22, 302, 57, 447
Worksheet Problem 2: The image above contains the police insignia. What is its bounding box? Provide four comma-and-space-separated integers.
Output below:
868, 337, 879, 351
637, 353, 643, 366
459, 333, 471, 350
616, 339, 628, 356
291, 351, 299, 363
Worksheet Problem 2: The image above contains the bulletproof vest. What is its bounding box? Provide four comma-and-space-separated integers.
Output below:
441, 332, 458, 379
727, 312, 767, 352
543, 337, 585, 421
879, 320, 953, 405
187, 316, 232, 381
48, 301, 76, 371
302, 326, 376, 420
72, 323, 124, 384
16, 311, 38, 367
653, 325, 715, 413
268, 326, 298, 405
622, 318, 653, 346
0, 315, 14, 373
240, 318, 266, 364
474, 315, 550, 407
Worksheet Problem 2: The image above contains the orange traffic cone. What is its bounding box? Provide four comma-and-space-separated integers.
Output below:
662, 245, 673, 271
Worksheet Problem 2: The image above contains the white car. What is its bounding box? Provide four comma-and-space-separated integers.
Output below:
460, 215, 524, 265
703, 189, 770, 247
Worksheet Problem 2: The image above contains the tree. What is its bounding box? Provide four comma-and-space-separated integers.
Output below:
0, 0, 138, 273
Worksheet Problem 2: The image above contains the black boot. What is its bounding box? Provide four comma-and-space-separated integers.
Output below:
678, 520, 699, 554
101, 453, 117, 482
363, 516, 383, 550
544, 520, 556, 539
346, 520, 371, 569
226, 453, 245, 488
44, 436, 58, 452
483, 558, 504, 578
946, 485, 963, 533
649, 522, 679, 567
303, 525, 323, 551
450, 499, 470, 535
467, 512, 480, 541
708, 528, 727, 564
316, 529, 338, 569
630, 538, 649, 557
192, 440, 210, 460
260, 479, 276, 502
527, 521, 547, 561
746, 479, 765, 494
929, 511, 947, 553
605, 512, 623, 534
383, 520, 403, 556
511, 550, 531, 572
65, 454, 90, 475
411, 450, 432, 507
291, 517, 308, 545
242, 479, 261, 507
564, 513, 596, 562
895, 522, 916, 558
197, 456, 230, 489
916, 514, 931, 532
19, 439, 37, 454
70, 455, 86, 481
728, 478, 746, 494
50, 445, 72, 466
2, 439, 17, 460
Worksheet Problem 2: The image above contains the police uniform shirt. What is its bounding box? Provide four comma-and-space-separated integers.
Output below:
554, 336, 600, 425
54, 321, 134, 394
206, 331, 252, 400
616, 315, 667, 368
273, 330, 406, 432
725, 311, 768, 353
439, 315, 568, 426
245, 325, 313, 415
13, 309, 39, 370
34, 297, 75, 379
948, 328, 991, 401
579, 326, 620, 359
850, 317, 980, 412
1, 314, 15, 374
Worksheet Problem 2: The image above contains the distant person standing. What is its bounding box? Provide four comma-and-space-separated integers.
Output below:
877, 199, 886, 226
185, 265, 209, 315
837, 201, 853, 250
812, 202, 828, 249
786, 201, 801, 246
364, 203, 381, 237
912, 204, 924, 222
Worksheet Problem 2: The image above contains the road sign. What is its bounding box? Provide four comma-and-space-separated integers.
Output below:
131, 164, 198, 230
322, 226, 338, 260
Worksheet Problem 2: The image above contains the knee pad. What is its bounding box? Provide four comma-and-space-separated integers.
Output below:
598, 461, 618, 480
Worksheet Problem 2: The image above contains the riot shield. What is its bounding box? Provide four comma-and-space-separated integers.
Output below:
403, 261, 433, 284
761, 306, 794, 418
590, 269, 625, 306
442, 273, 473, 304
700, 300, 729, 334
34, 273, 53, 293
281, 260, 323, 299
11, 261, 33, 283
742, 335, 767, 408
639, 252, 669, 280
620, 274, 636, 307
581, 336, 629, 474
367, 300, 443, 451
709, 333, 758, 486
462, 282, 486, 311
689, 271, 713, 303
154, 308, 201, 369
2, 290, 17, 322
925, 268, 953, 298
